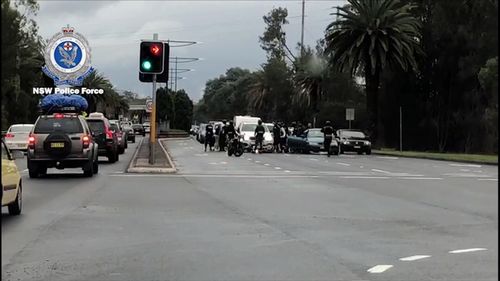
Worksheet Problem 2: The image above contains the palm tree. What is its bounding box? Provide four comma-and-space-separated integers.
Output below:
247, 70, 270, 114
79, 71, 113, 113
293, 54, 328, 113
324, 0, 422, 145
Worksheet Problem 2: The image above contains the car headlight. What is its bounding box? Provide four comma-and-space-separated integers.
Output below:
343, 141, 348, 144
364, 141, 370, 145
244, 135, 250, 141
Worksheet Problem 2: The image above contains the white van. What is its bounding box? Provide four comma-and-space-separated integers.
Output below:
233, 116, 261, 131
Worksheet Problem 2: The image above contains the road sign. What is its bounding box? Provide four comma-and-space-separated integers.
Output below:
346, 108, 355, 120
146, 100, 153, 113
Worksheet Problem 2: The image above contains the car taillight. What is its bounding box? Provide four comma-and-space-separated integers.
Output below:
28, 135, 35, 149
82, 135, 90, 149
5, 133, 14, 138
54, 113, 64, 119
105, 128, 113, 140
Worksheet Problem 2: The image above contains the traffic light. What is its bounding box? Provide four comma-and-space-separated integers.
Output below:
139, 41, 164, 74
139, 43, 170, 82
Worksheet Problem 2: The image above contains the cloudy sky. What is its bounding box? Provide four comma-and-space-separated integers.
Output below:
35, 0, 347, 102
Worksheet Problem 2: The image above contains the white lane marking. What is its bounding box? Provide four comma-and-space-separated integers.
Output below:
449, 163, 482, 168
472, 170, 483, 173
194, 153, 208, 157
247, 158, 252, 161
341, 176, 390, 179
367, 265, 393, 273
113, 174, 321, 178
449, 248, 487, 254
220, 161, 227, 165
340, 155, 355, 158
359, 166, 364, 168
377, 156, 399, 160
478, 178, 498, 181
255, 161, 261, 163
372, 169, 392, 174
208, 162, 217, 165
274, 167, 281, 170
264, 163, 270, 166
443, 173, 490, 178
336, 162, 351, 166
399, 255, 431, 261
309, 158, 319, 161
460, 169, 470, 172
284, 170, 291, 173
399, 177, 443, 180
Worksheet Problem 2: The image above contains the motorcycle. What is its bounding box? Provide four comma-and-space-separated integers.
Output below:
227, 134, 244, 157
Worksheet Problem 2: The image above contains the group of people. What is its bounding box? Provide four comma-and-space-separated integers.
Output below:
204, 120, 236, 152
203, 119, 337, 157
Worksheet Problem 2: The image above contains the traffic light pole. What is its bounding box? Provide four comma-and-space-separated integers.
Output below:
149, 33, 159, 164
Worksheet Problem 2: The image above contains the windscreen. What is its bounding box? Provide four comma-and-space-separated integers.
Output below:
340, 131, 365, 138
34, 118, 83, 134
307, 130, 323, 137
86, 120, 106, 133
9, 125, 33, 133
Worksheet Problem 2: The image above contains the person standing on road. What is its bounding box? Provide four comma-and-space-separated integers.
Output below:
204, 123, 215, 152
225, 121, 237, 152
214, 124, 220, 151
254, 120, 266, 154
279, 122, 287, 153
321, 120, 335, 157
289, 122, 296, 136
219, 120, 227, 152
272, 121, 281, 153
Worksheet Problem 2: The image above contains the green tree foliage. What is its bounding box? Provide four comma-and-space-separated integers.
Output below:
325, 0, 422, 146
1, 0, 45, 129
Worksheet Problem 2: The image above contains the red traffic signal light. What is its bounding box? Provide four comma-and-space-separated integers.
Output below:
150, 44, 162, 56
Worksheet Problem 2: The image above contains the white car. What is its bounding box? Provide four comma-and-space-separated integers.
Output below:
237, 122, 273, 152
4, 124, 34, 151
143, 122, 151, 133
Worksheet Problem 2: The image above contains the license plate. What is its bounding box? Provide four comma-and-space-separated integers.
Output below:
50, 142, 65, 148
354, 146, 361, 149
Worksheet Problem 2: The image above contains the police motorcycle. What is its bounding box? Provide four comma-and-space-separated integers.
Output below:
227, 133, 244, 157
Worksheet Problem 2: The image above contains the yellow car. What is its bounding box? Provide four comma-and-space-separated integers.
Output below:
2, 139, 23, 215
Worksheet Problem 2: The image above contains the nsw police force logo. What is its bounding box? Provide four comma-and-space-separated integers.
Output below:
42, 25, 95, 86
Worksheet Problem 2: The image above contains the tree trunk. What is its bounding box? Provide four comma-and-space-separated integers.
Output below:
365, 69, 383, 147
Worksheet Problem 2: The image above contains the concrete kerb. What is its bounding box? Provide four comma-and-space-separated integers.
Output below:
126, 137, 177, 174
126, 136, 144, 173
158, 138, 177, 173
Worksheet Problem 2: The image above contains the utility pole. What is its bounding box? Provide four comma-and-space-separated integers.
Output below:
149, 33, 158, 164
399, 106, 403, 152
300, 0, 305, 56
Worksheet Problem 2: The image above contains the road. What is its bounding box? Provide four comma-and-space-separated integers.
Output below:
2, 136, 498, 281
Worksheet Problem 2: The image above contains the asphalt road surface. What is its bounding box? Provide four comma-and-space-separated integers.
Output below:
2, 136, 498, 281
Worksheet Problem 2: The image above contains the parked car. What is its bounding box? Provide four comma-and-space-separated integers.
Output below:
2, 139, 23, 215
132, 124, 145, 136
287, 128, 339, 155
190, 125, 199, 136
143, 121, 151, 133
234, 116, 261, 131
237, 122, 273, 152
337, 129, 371, 154
86, 112, 119, 163
28, 112, 99, 178
3, 124, 34, 152
122, 124, 135, 143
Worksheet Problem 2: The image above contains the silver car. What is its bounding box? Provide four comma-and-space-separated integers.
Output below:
4, 124, 34, 151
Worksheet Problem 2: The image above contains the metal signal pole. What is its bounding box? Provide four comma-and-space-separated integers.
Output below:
300, 0, 305, 55
149, 33, 158, 164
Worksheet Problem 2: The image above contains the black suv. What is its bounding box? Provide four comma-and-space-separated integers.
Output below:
337, 129, 372, 155
27, 113, 99, 178
86, 113, 119, 163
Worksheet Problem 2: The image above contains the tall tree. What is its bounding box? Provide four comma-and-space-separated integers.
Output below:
324, 0, 422, 146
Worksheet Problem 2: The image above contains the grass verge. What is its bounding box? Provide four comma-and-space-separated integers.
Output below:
373, 149, 498, 165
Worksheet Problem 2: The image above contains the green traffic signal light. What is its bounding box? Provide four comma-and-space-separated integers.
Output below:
142, 60, 152, 70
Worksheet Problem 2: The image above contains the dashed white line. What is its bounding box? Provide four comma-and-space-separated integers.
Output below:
284, 170, 291, 173
367, 265, 393, 273
255, 161, 261, 163
399, 255, 431, 261
264, 163, 270, 166
336, 162, 351, 166
371, 169, 392, 174
274, 167, 281, 170
377, 156, 399, 160
478, 178, 498, 181
309, 158, 319, 161
449, 248, 487, 254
